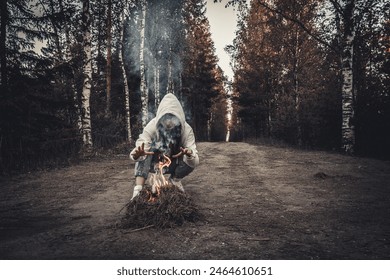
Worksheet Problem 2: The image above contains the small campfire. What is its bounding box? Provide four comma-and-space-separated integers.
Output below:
120, 153, 201, 229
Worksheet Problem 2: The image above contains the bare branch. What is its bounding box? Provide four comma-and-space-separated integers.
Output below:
328, 0, 345, 18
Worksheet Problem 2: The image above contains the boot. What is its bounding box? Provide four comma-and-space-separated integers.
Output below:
131, 185, 143, 200
170, 177, 184, 192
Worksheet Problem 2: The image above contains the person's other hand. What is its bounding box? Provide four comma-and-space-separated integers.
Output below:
131, 143, 154, 160
172, 147, 193, 158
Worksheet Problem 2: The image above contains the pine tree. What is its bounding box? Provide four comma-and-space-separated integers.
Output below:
353, 0, 390, 157
182, 0, 221, 140
230, 0, 337, 147
0, 0, 82, 172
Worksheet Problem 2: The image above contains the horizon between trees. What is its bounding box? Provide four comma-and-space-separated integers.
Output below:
0, 0, 389, 173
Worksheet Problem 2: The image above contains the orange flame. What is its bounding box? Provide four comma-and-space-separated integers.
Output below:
148, 154, 172, 202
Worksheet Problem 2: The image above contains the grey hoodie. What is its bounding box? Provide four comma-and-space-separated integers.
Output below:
130, 93, 199, 168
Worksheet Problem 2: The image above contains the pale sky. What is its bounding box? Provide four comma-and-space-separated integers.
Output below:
205, 0, 238, 81
34, 1, 239, 81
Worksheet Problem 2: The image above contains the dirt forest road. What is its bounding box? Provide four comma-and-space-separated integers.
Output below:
1, 142, 390, 259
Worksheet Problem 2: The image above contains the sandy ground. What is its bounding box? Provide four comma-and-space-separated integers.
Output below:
1, 142, 390, 259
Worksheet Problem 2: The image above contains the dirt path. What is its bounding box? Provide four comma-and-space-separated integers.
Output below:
1, 142, 390, 259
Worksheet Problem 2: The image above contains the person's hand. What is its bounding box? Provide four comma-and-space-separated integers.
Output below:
131, 143, 154, 160
172, 147, 193, 159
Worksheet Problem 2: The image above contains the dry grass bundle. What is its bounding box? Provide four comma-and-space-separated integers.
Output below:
120, 184, 201, 229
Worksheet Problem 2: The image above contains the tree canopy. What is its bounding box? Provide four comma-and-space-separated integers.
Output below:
0, 0, 388, 173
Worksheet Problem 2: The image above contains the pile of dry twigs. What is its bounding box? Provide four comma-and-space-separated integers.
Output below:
120, 185, 201, 229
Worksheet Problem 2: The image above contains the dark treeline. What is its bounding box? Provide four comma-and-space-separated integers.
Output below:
0, 0, 227, 174
225, 0, 389, 158
0, 0, 389, 174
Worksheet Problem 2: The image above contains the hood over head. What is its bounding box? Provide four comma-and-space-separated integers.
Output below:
154, 94, 186, 156
156, 93, 186, 127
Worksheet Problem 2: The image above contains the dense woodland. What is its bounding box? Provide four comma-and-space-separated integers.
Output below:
0, 0, 389, 174
226, 0, 389, 157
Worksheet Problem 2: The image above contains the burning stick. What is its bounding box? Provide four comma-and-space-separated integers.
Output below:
120, 151, 202, 229
150, 154, 171, 197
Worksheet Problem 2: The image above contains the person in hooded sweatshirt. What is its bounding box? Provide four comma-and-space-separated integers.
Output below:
129, 93, 199, 200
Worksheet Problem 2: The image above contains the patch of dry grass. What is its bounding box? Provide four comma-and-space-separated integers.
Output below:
120, 185, 201, 228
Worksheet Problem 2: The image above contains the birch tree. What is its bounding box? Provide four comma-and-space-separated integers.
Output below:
154, 54, 161, 108
118, 2, 132, 142
183, 0, 221, 140
106, 0, 112, 117
81, 0, 93, 150
329, 0, 355, 154
339, 1, 355, 153
139, 0, 148, 128
329, 0, 380, 154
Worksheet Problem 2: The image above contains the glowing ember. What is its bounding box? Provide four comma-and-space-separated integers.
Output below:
148, 154, 172, 202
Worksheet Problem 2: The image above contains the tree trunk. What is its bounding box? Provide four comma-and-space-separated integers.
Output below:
119, 7, 132, 143
0, 0, 7, 91
154, 57, 160, 110
48, 0, 63, 62
294, 26, 302, 146
59, 0, 82, 133
179, 72, 183, 102
340, 0, 356, 154
166, 48, 173, 94
139, 0, 148, 128
81, 0, 93, 150
106, 0, 112, 117
207, 112, 213, 142
267, 97, 272, 137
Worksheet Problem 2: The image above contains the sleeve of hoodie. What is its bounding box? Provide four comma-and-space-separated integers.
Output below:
129, 118, 157, 162
182, 123, 199, 168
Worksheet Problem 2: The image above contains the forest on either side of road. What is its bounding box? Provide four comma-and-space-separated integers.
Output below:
1, 0, 389, 175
